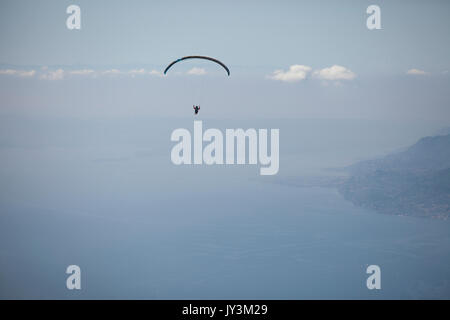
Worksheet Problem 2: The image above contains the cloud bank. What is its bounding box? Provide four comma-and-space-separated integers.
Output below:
267, 64, 356, 83
0, 69, 36, 77
267, 65, 311, 82
313, 65, 356, 80
406, 68, 429, 76
70, 69, 95, 76
187, 67, 207, 76
40, 69, 64, 80
0, 67, 166, 79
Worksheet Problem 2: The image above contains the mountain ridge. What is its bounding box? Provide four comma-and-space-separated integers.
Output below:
339, 134, 450, 219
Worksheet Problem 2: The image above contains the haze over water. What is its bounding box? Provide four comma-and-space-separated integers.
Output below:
1, 117, 449, 299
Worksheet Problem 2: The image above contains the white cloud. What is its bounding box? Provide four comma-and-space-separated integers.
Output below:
0, 69, 36, 77
267, 65, 311, 82
149, 70, 163, 77
128, 69, 164, 77
313, 65, 356, 80
19, 70, 36, 77
187, 67, 207, 76
0, 69, 18, 75
1, 66, 167, 80
128, 69, 147, 76
70, 69, 95, 76
102, 69, 122, 75
406, 68, 429, 76
40, 69, 64, 80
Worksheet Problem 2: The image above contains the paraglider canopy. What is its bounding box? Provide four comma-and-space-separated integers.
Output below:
164, 56, 230, 76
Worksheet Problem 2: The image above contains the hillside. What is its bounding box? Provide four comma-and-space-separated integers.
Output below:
339, 134, 450, 219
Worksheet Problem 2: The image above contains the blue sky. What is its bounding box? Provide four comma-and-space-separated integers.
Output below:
0, 0, 450, 122
1, 0, 450, 73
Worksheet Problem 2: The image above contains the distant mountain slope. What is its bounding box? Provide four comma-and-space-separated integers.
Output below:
339, 134, 450, 219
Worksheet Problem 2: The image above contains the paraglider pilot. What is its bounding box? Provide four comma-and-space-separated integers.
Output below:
193, 105, 200, 115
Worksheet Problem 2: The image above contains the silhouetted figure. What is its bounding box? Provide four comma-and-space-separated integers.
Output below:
193, 105, 200, 115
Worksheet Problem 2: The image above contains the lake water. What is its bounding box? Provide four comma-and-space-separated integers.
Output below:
0, 117, 449, 299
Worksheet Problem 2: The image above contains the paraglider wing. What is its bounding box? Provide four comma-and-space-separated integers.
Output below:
163, 56, 230, 76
